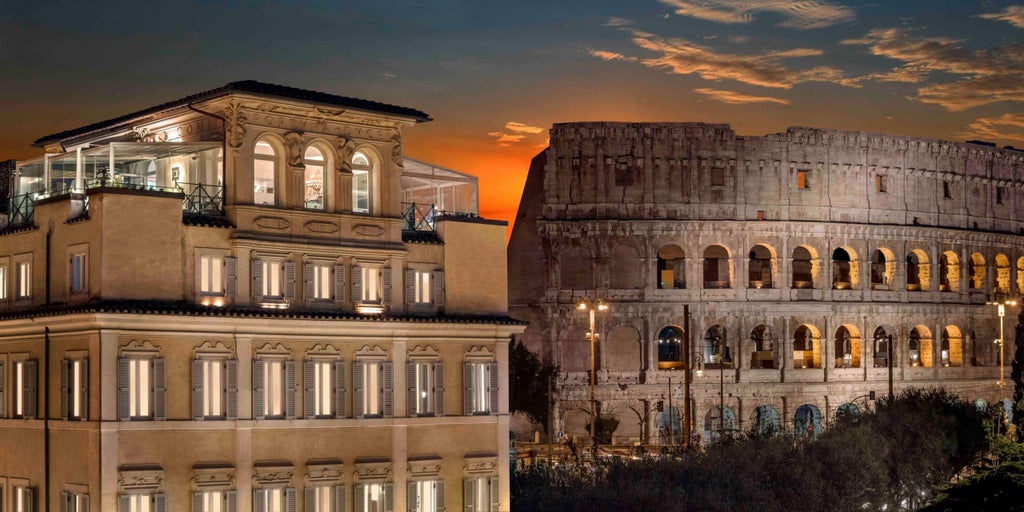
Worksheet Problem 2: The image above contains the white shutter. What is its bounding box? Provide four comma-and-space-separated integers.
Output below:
352, 265, 363, 303
286, 487, 297, 512
225, 256, 238, 298
24, 359, 37, 419
334, 361, 346, 418
334, 485, 346, 512
253, 259, 265, 302
61, 359, 70, 420
253, 359, 267, 420
488, 477, 499, 512
334, 264, 347, 303
435, 481, 445, 512
432, 270, 445, 307
353, 361, 364, 418
304, 360, 316, 418
433, 362, 445, 417
285, 360, 297, 419
488, 361, 498, 415
405, 269, 416, 305
463, 479, 474, 512
254, 489, 267, 512
225, 359, 238, 420
406, 362, 417, 416
463, 363, 473, 416
382, 362, 394, 418
117, 358, 130, 421
382, 267, 393, 305
304, 262, 315, 301
284, 260, 296, 300
152, 358, 166, 421
192, 359, 205, 420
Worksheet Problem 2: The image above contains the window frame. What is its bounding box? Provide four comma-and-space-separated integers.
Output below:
351, 150, 374, 214
463, 355, 498, 416
68, 244, 88, 295
796, 169, 810, 190
253, 138, 279, 206
0, 258, 10, 301
62, 355, 89, 421
118, 346, 165, 422
304, 352, 345, 420
192, 348, 237, 421
304, 144, 328, 210
14, 253, 32, 301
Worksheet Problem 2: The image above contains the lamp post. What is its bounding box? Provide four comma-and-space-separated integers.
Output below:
578, 299, 608, 452
987, 299, 1017, 388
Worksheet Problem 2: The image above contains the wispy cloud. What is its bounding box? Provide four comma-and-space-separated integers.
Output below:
658, 0, 855, 29
842, 27, 1024, 110
505, 122, 545, 134
589, 49, 637, 62
960, 113, 1024, 144
694, 87, 790, 104
605, 17, 633, 27
977, 5, 1024, 29
488, 132, 526, 146
380, 72, 398, 80
488, 122, 546, 146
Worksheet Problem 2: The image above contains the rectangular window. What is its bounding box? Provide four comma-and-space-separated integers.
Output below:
465, 361, 497, 415
362, 267, 381, 303
306, 485, 340, 512
413, 271, 431, 304
464, 477, 498, 512
62, 491, 89, 512
127, 493, 152, 512
710, 167, 725, 187
14, 359, 37, 419
943, 181, 952, 199
363, 361, 381, 416
200, 490, 224, 512
200, 255, 224, 295
997, 186, 1005, 205
0, 263, 8, 300
353, 169, 370, 213
876, 175, 887, 193
757, 210, 765, 221
410, 480, 443, 512
264, 360, 284, 418
311, 360, 333, 417
359, 483, 386, 512
194, 358, 236, 421
14, 486, 34, 512
254, 358, 295, 420
797, 170, 809, 189
70, 252, 87, 293
354, 360, 392, 418
128, 358, 151, 419
254, 487, 289, 512
16, 261, 31, 299
263, 260, 283, 299
63, 358, 89, 420
414, 362, 433, 415
312, 263, 332, 301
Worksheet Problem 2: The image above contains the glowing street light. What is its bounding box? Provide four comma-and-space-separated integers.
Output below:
578, 299, 609, 450
987, 299, 1018, 388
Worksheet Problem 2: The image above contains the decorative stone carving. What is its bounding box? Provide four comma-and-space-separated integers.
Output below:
353, 224, 385, 237
391, 132, 403, 169
223, 102, 248, 148
285, 131, 305, 167
336, 137, 355, 173
254, 216, 291, 230
304, 220, 340, 234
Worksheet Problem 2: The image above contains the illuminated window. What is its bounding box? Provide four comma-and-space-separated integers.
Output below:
357, 266, 382, 304
356, 483, 388, 512
16, 260, 31, 299
254, 358, 295, 420
193, 357, 237, 421
355, 360, 393, 418
121, 357, 164, 420
797, 170, 809, 189
305, 359, 343, 418
0, 262, 7, 300
352, 151, 372, 213
307, 262, 333, 302
255, 258, 294, 303
69, 251, 87, 293
62, 358, 89, 420
254, 139, 277, 205
61, 490, 89, 512
876, 175, 887, 193
305, 146, 326, 209
306, 485, 341, 512
254, 487, 294, 512
463, 477, 498, 512
465, 361, 496, 415
410, 480, 444, 512
13, 486, 34, 512
14, 359, 38, 419
409, 361, 444, 416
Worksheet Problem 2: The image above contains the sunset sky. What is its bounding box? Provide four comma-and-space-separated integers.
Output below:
2, 0, 1023, 235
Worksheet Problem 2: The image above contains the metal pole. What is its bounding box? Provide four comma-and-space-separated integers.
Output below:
668, 377, 673, 446
999, 304, 1006, 388
589, 307, 597, 449
720, 341, 725, 438
887, 334, 894, 399
683, 305, 692, 448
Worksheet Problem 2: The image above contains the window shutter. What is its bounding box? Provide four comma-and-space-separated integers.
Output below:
284, 260, 296, 300
118, 495, 130, 512
61, 491, 69, 512
81, 493, 91, 512
285, 359, 297, 419
254, 489, 266, 512
489, 477, 499, 511
406, 362, 417, 416
334, 264, 346, 303
405, 269, 416, 305
23, 487, 34, 512
304, 488, 315, 512
382, 362, 394, 418
118, 358, 130, 421
353, 484, 365, 512
61, 359, 70, 420
80, 360, 89, 421
382, 267, 393, 305
384, 483, 394, 512
225, 359, 238, 420
433, 270, 445, 307
334, 361, 346, 418
304, 262, 315, 301
463, 363, 473, 415
24, 359, 38, 419
154, 493, 167, 512
192, 359, 205, 420
304, 360, 316, 418
488, 361, 499, 415
406, 482, 417, 512
351, 265, 362, 303
285, 488, 297, 512
253, 259, 265, 302
0, 362, 4, 419
433, 362, 445, 417
435, 481, 445, 512
334, 485, 346, 512
353, 361, 364, 418
225, 256, 238, 297
253, 359, 266, 420
225, 490, 238, 512
463, 479, 474, 512
152, 358, 166, 421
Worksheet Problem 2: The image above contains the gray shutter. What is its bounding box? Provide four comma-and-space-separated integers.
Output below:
488, 361, 499, 415
81, 493, 91, 512
433, 362, 445, 417
254, 489, 266, 512
61, 359, 70, 420
154, 493, 167, 512
463, 363, 473, 415
435, 481, 445, 512
118, 358, 130, 421
118, 495, 130, 512
384, 483, 394, 512
284, 260, 296, 301
433, 270, 445, 307
285, 359, 297, 419
382, 267, 393, 305
405, 269, 416, 305
334, 264, 346, 303
152, 358, 166, 421
489, 477, 499, 511
406, 481, 417, 512
334, 361, 346, 418
382, 362, 394, 418
61, 491, 69, 512
334, 485, 346, 512
286, 487, 297, 512
407, 362, 417, 416
304, 262, 315, 301
353, 361, 364, 418
352, 265, 362, 303
24, 359, 37, 419
192, 359, 205, 420
0, 362, 4, 419
304, 488, 315, 512
353, 484, 365, 512
463, 479, 474, 512
253, 259, 265, 302
226, 490, 237, 512
304, 360, 316, 418
253, 359, 266, 420
24, 487, 33, 512
225, 359, 238, 420
80, 360, 89, 421
225, 256, 238, 297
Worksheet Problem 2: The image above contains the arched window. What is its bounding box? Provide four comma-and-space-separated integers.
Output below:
1017, 257, 1024, 294
968, 253, 985, 290
750, 325, 775, 369
870, 249, 891, 290
304, 146, 326, 210
703, 325, 730, 367
832, 248, 855, 289
909, 326, 933, 368
872, 327, 891, 368
794, 404, 823, 438
657, 326, 684, 369
834, 326, 860, 368
942, 326, 962, 367
704, 405, 737, 443
352, 151, 373, 213
752, 405, 781, 436
748, 245, 773, 289
657, 245, 686, 289
995, 254, 1010, 294
793, 325, 820, 369
940, 252, 960, 292
906, 252, 922, 290
253, 138, 277, 205
703, 245, 730, 289
792, 246, 814, 289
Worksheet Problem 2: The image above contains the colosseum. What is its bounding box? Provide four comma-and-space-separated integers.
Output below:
508, 122, 1024, 445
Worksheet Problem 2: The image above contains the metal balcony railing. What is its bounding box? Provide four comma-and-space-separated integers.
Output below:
402, 202, 436, 231
5, 193, 35, 227
177, 182, 225, 216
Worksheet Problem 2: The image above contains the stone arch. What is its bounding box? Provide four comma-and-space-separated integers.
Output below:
656, 325, 685, 370
906, 248, 930, 291
942, 325, 963, 367
751, 405, 781, 436
1017, 257, 1024, 294
609, 243, 643, 289
657, 244, 686, 289
995, 253, 1011, 294
749, 324, 776, 369
794, 404, 824, 438
657, 406, 682, 445
350, 144, 382, 214
909, 325, 933, 367
870, 247, 896, 290
559, 244, 592, 290
791, 245, 819, 289
559, 324, 591, 372
871, 326, 894, 368
793, 324, 822, 368
302, 139, 334, 210
968, 252, 986, 290
748, 244, 776, 289
702, 325, 731, 367
703, 244, 732, 288
834, 324, 862, 368
252, 133, 286, 206
831, 247, 859, 289
940, 251, 960, 292
703, 405, 738, 442
836, 403, 861, 422
562, 407, 592, 438
605, 324, 642, 372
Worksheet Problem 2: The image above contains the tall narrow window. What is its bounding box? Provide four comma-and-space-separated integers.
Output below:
305, 146, 326, 209
305, 358, 344, 419
14, 359, 38, 419
360, 266, 382, 303
305, 485, 342, 512
306, 262, 333, 302
119, 355, 165, 421
62, 490, 89, 512
351, 151, 372, 213
254, 139, 277, 206
876, 175, 887, 193
70, 252, 87, 293
253, 487, 294, 512
797, 170, 809, 189
354, 359, 392, 418
127, 358, 151, 419
409, 480, 444, 512
356, 483, 389, 512
997, 186, 1005, 205
463, 477, 498, 512
200, 255, 224, 295
16, 260, 31, 299
62, 358, 89, 420
193, 357, 237, 421
363, 361, 381, 416
464, 361, 497, 415
13, 486, 34, 512
0, 263, 7, 300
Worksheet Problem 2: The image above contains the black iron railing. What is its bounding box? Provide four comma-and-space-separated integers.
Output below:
6, 193, 35, 226
402, 202, 436, 231
177, 182, 225, 216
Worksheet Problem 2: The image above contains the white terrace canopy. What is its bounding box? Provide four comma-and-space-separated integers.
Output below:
401, 157, 478, 216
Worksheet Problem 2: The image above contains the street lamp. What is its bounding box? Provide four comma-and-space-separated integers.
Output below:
987, 299, 1017, 388
578, 299, 609, 451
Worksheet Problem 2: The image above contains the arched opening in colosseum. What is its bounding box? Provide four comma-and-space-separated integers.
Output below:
703, 245, 731, 288
969, 329, 981, 366
609, 243, 643, 289
748, 244, 775, 289
906, 249, 930, 291
605, 324, 642, 372
940, 251, 960, 292
562, 408, 592, 439
657, 325, 685, 370
942, 325, 963, 367
832, 247, 858, 289
836, 403, 861, 422
995, 253, 1011, 295
752, 405, 781, 436
703, 325, 731, 367
791, 245, 818, 289
833, 325, 861, 368
872, 326, 892, 368
909, 325, 933, 367
560, 325, 591, 372
1017, 257, 1024, 294
749, 324, 776, 369
968, 253, 986, 290
704, 405, 738, 443
793, 324, 821, 368
657, 244, 686, 289
657, 406, 682, 445
794, 404, 823, 438
559, 245, 592, 290
870, 248, 895, 290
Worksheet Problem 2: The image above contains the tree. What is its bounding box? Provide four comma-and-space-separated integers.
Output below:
509, 337, 558, 432
1013, 307, 1024, 442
